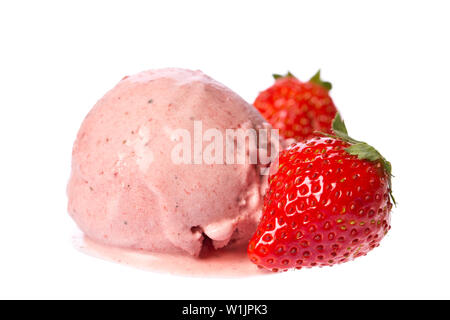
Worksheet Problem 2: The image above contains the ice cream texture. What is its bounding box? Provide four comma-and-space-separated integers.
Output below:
67, 68, 271, 256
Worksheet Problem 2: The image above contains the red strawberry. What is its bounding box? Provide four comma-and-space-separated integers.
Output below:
248, 114, 394, 271
253, 70, 338, 141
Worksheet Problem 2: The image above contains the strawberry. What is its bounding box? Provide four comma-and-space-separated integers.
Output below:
253, 70, 338, 141
248, 114, 394, 271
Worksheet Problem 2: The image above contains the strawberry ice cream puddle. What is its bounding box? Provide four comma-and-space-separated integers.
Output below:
73, 232, 269, 277
68, 68, 275, 271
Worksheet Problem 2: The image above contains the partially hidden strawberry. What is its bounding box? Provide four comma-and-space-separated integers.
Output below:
248, 114, 394, 271
253, 70, 338, 141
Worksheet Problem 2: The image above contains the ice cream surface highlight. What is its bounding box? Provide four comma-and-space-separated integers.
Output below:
67, 68, 272, 256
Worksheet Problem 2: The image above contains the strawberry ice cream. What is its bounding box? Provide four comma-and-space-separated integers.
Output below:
67, 68, 272, 256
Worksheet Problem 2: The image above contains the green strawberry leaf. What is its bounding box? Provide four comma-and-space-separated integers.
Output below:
346, 143, 383, 162
272, 71, 295, 80
328, 114, 359, 144
309, 70, 332, 91
332, 113, 348, 135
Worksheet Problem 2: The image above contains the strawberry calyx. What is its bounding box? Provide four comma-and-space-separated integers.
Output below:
272, 70, 333, 91
272, 71, 295, 80
317, 113, 396, 205
309, 69, 332, 91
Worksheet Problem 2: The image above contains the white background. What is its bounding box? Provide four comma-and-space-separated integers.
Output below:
1, 0, 449, 299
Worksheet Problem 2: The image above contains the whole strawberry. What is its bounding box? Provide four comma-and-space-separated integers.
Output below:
248, 114, 394, 271
253, 70, 338, 141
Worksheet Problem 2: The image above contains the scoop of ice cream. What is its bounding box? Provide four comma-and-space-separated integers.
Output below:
67, 68, 272, 256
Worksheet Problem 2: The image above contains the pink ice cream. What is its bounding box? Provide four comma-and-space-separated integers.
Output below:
67, 68, 272, 256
